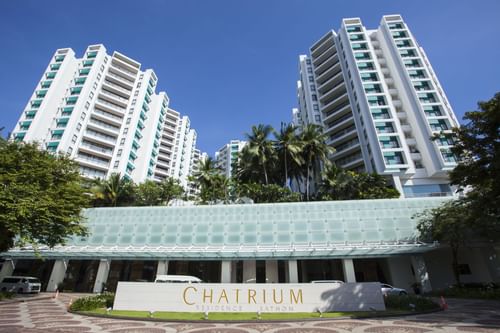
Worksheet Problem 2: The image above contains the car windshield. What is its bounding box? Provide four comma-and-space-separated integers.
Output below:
28, 278, 40, 283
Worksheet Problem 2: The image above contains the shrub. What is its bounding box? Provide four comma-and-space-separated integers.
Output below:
0, 291, 15, 301
384, 294, 440, 312
70, 292, 115, 311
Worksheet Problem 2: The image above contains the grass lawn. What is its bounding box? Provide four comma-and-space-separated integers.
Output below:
82, 308, 412, 321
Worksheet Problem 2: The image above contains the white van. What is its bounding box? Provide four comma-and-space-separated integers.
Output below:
0, 276, 41, 293
154, 275, 202, 283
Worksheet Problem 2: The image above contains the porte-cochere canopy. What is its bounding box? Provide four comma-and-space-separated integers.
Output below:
2, 197, 450, 260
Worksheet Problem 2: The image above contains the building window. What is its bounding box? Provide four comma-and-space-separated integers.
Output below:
71, 135, 77, 143
123, 128, 128, 134
85, 101, 90, 109
126, 118, 131, 124
131, 99, 136, 105
76, 123, 82, 131
114, 161, 119, 168
80, 112, 86, 120
97, 73, 102, 80
314, 115, 321, 122
310, 85, 316, 91
93, 82, 98, 89
312, 94, 318, 101
120, 138, 125, 145
67, 147, 73, 154
117, 149, 122, 156
100, 64, 105, 72
137, 82, 141, 88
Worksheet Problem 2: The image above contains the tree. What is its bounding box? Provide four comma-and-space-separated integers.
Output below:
417, 200, 473, 285
319, 165, 399, 200
235, 182, 301, 204
191, 157, 228, 204
0, 140, 88, 252
91, 173, 135, 207
300, 124, 334, 200
245, 124, 276, 185
135, 180, 163, 206
445, 92, 500, 239
274, 122, 303, 188
158, 177, 184, 204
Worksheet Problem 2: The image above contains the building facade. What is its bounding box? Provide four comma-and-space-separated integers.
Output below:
292, 15, 460, 198
1, 198, 498, 293
11, 44, 202, 187
215, 140, 247, 178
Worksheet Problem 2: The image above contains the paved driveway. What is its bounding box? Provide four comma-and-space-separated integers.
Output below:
0, 293, 499, 332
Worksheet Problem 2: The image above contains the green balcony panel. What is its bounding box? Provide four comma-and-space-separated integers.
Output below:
31, 99, 42, 108
55, 55, 65, 62
79, 68, 91, 76
41, 81, 52, 88
47, 141, 59, 148
35, 90, 47, 98
25, 110, 36, 119
87, 51, 98, 58
46, 72, 56, 79
75, 77, 86, 85
52, 129, 65, 136
66, 96, 78, 105
70, 87, 82, 95
50, 63, 61, 70
83, 60, 94, 67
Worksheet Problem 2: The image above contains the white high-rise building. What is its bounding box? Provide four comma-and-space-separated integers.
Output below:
215, 140, 247, 178
292, 15, 460, 198
11, 44, 203, 186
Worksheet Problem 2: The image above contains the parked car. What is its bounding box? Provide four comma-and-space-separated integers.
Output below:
311, 280, 345, 284
380, 283, 407, 296
0, 276, 41, 293
154, 275, 202, 283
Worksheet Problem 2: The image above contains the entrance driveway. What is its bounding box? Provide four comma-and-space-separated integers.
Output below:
0, 293, 499, 332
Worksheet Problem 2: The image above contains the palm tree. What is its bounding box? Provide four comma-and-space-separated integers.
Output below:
274, 122, 303, 188
300, 124, 334, 201
92, 173, 135, 207
319, 165, 356, 200
245, 124, 276, 185
192, 156, 219, 188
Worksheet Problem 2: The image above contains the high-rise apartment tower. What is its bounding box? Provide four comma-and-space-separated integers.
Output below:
292, 15, 459, 197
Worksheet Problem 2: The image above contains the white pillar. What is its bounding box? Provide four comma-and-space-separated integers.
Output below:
221, 261, 232, 283
243, 260, 256, 283
386, 257, 415, 293
265, 260, 279, 283
392, 175, 404, 198
411, 255, 432, 293
0, 259, 15, 281
342, 259, 356, 282
93, 259, 110, 293
287, 260, 299, 283
156, 260, 169, 276
46, 259, 68, 292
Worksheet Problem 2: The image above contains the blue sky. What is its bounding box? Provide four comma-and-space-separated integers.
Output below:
0, 0, 499, 155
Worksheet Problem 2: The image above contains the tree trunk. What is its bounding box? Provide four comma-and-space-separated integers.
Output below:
283, 148, 289, 188
263, 163, 269, 185
305, 156, 311, 201
451, 245, 461, 286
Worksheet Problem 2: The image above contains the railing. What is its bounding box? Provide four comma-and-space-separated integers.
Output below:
77, 153, 110, 167
80, 141, 113, 155
107, 71, 135, 85
93, 108, 123, 122
89, 117, 120, 132
100, 89, 130, 103
84, 129, 117, 144
103, 79, 132, 94
96, 98, 126, 113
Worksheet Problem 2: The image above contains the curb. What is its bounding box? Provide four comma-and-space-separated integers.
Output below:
0, 295, 54, 305
70, 307, 443, 324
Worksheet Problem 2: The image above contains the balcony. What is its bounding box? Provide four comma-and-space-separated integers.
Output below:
319, 79, 346, 104
406, 138, 417, 146
99, 89, 129, 108
88, 118, 120, 135
317, 70, 344, 94
109, 64, 137, 82
327, 124, 358, 146
76, 154, 110, 171
323, 101, 351, 122
324, 113, 354, 135
411, 152, 422, 161
79, 141, 114, 159
322, 91, 349, 115
106, 72, 135, 90
83, 129, 117, 146
396, 111, 407, 120
401, 124, 412, 133
95, 98, 126, 116
314, 53, 339, 77
92, 108, 123, 126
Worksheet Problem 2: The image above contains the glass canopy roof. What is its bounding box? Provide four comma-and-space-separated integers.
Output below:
3, 197, 450, 260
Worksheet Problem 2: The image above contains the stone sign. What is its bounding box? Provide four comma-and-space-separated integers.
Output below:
113, 282, 386, 312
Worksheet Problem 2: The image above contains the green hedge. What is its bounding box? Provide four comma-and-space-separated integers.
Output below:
70, 293, 115, 311
384, 294, 440, 312
0, 291, 15, 301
